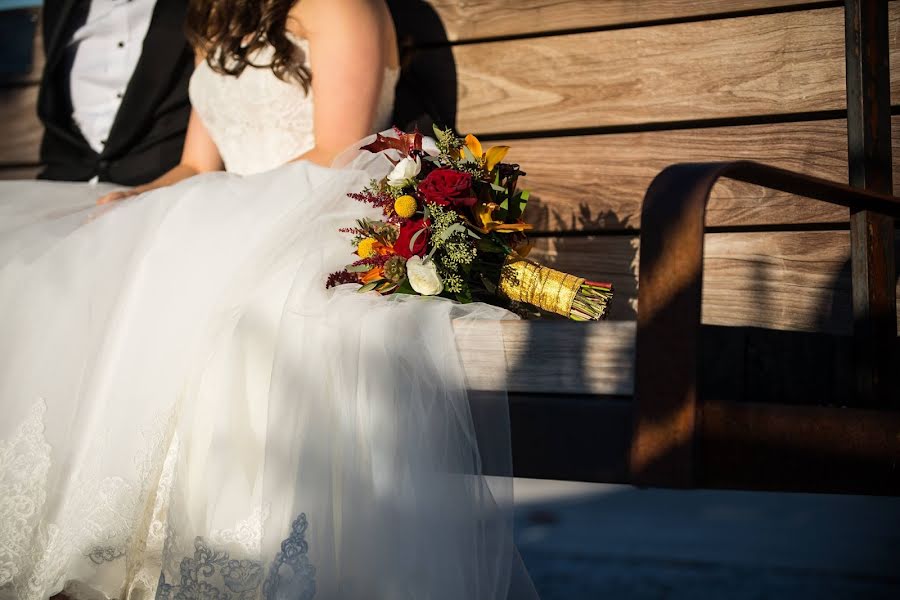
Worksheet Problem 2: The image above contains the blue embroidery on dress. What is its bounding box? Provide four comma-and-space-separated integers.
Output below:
262, 513, 316, 600
156, 513, 315, 600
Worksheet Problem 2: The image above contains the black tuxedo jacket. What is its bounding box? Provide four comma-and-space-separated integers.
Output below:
37, 0, 193, 185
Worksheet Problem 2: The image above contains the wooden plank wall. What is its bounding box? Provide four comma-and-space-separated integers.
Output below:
0, 7, 42, 179
389, 1, 900, 478
393, 0, 900, 334
3, 3, 897, 335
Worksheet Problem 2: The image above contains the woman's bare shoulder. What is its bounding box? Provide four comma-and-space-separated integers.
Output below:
287, 0, 386, 38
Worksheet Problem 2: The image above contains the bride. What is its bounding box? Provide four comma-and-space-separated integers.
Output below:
0, 0, 538, 598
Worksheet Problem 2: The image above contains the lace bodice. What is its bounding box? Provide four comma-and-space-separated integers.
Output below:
189, 36, 399, 175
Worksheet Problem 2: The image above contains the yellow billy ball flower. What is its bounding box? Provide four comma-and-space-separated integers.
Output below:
357, 237, 377, 259
394, 195, 418, 218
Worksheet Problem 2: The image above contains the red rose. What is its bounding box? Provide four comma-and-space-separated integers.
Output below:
395, 218, 431, 258
418, 169, 476, 208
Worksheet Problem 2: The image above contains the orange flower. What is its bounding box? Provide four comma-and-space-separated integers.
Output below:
375, 242, 394, 256
360, 266, 384, 284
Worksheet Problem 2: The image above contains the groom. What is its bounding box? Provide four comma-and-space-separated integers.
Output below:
37, 0, 193, 185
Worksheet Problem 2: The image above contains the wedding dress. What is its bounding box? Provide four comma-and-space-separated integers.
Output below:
0, 36, 538, 599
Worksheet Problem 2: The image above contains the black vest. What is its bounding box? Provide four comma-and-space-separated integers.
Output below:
37, 0, 193, 185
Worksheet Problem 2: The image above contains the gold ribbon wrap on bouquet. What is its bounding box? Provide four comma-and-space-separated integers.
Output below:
498, 257, 585, 318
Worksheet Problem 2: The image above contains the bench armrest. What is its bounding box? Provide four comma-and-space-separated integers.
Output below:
630, 160, 900, 488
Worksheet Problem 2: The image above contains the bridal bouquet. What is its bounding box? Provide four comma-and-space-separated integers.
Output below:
326, 127, 613, 321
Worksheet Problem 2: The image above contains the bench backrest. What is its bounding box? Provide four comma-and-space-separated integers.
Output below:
390, 0, 900, 335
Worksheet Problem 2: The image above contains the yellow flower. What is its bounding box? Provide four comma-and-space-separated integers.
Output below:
462, 134, 483, 161
474, 201, 500, 229
473, 201, 533, 234
357, 237, 378, 259
460, 134, 510, 172
394, 195, 417, 218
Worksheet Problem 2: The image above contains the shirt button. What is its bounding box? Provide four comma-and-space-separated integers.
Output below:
116, 92, 123, 99
117, 41, 125, 48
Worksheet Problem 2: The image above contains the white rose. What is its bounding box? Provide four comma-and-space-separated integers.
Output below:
406, 256, 444, 296
387, 156, 422, 188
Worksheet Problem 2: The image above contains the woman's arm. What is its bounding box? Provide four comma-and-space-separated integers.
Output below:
97, 104, 225, 204
288, 0, 395, 167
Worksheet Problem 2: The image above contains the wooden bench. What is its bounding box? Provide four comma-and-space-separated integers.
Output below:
390, 0, 900, 494
2, 1, 898, 494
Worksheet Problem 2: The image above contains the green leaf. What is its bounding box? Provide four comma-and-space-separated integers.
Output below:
477, 237, 505, 253
395, 278, 418, 295
358, 282, 379, 293
455, 286, 474, 304
408, 227, 428, 253
480, 273, 498, 294
435, 222, 467, 243
466, 228, 481, 239
462, 146, 478, 164
346, 263, 372, 273
490, 183, 507, 194
518, 190, 530, 214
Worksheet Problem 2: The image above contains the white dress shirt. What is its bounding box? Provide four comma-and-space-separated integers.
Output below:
67, 0, 158, 153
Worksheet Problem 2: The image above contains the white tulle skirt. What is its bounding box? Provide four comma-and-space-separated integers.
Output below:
0, 146, 537, 599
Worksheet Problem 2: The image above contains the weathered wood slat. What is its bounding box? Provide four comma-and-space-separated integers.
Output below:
412, 0, 834, 43
499, 382, 900, 489
456, 320, 636, 396
529, 231, 900, 333
461, 321, 867, 403
506, 119, 873, 231
699, 325, 857, 405
700, 401, 900, 494
439, 7, 900, 135
0, 84, 40, 165
0, 165, 39, 180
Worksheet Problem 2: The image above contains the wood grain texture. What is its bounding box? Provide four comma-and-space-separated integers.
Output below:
529, 231, 900, 334
414, 0, 834, 43
439, 7, 900, 135
0, 165, 40, 180
0, 84, 41, 165
504, 118, 883, 231
462, 323, 864, 401
459, 320, 865, 402
457, 320, 636, 395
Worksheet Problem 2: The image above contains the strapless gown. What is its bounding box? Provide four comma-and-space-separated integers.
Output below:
0, 37, 538, 600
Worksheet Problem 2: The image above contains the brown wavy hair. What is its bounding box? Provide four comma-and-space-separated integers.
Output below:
186, 0, 312, 92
